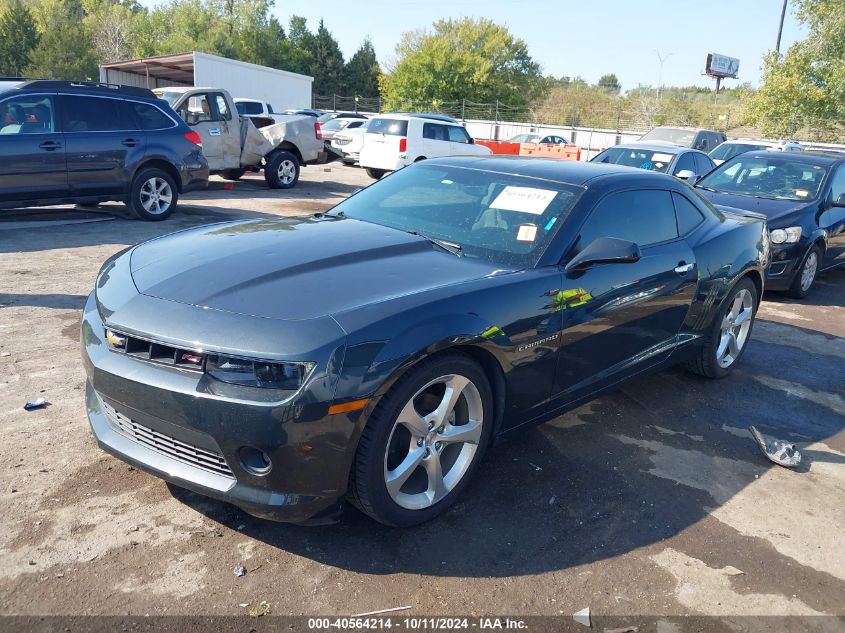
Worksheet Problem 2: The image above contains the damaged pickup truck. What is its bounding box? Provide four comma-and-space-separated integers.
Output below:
154, 87, 338, 189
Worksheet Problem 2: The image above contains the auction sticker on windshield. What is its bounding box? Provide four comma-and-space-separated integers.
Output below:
491, 186, 557, 214
651, 153, 674, 163
516, 224, 538, 242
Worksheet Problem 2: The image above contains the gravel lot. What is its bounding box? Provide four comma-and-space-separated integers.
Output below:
1, 164, 844, 630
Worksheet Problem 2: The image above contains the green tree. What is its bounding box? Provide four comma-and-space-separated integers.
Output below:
746, 0, 845, 137
345, 38, 380, 97
380, 17, 545, 110
309, 19, 345, 96
26, 0, 98, 79
0, 0, 39, 75
597, 73, 621, 94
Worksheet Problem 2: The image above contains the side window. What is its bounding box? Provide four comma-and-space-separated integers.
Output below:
673, 193, 705, 235
0, 95, 55, 134
578, 190, 678, 250
423, 122, 448, 141
215, 94, 232, 121
131, 102, 174, 130
695, 153, 714, 175
673, 152, 696, 175
828, 165, 845, 203
696, 135, 710, 151
62, 95, 135, 132
177, 93, 213, 125
447, 125, 471, 144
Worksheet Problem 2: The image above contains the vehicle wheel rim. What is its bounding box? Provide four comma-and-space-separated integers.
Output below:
716, 288, 754, 368
139, 177, 172, 215
800, 251, 818, 292
383, 374, 483, 510
277, 160, 296, 184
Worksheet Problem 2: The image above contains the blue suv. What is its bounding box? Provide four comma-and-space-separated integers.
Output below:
0, 80, 208, 221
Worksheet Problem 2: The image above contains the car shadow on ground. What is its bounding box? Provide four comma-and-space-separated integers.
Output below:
171, 306, 845, 578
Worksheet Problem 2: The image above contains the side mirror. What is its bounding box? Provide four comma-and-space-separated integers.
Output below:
468, 137, 475, 144
676, 170, 700, 183
564, 237, 641, 273
833, 193, 845, 207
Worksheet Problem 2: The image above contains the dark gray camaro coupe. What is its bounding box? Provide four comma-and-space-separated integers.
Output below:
83, 156, 769, 526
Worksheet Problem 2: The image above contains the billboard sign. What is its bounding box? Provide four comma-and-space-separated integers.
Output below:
706, 53, 740, 78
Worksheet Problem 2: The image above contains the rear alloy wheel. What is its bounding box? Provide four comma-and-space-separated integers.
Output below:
685, 277, 757, 378
366, 168, 386, 180
350, 354, 493, 526
128, 168, 178, 221
264, 150, 300, 189
786, 244, 821, 299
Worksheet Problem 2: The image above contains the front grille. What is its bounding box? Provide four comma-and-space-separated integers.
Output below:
102, 400, 234, 479
106, 329, 204, 371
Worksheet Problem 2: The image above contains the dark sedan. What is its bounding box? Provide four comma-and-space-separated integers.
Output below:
696, 150, 845, 297
591, 143, 715, 182
82, 157, 768, 527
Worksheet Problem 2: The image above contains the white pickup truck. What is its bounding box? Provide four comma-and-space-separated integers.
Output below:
154, 87, 331, 188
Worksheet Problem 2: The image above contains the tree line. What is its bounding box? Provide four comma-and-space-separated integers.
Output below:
0, 0, 380, 98
0, 0, 841, 141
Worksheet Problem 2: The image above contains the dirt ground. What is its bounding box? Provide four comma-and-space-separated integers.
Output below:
1, 163, 844, 631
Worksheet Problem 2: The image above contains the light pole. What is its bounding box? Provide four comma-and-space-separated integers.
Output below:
654, 50, 673, 100
776, 0, 788, 54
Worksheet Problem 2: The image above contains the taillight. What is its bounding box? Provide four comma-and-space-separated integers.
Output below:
399, 137, 407, 153
184, 131, 202, 147
315, 122, 322, 140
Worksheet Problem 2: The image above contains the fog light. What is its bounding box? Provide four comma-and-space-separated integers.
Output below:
239, 446, 272, 476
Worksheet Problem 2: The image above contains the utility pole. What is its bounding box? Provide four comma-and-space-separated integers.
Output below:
776, 0, 788, 54
654, 50, 673, 99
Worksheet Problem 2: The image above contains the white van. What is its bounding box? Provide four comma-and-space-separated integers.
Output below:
359, 113, 491, 179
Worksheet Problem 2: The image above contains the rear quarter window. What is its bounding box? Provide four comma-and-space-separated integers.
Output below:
368, 118, 408, 136
131, 102, 175, 130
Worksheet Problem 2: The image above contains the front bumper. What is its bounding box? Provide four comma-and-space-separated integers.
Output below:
764, 243, 805, 291
81, 292, 353, 524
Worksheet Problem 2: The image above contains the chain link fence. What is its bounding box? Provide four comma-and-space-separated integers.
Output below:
312, 94, 845, 144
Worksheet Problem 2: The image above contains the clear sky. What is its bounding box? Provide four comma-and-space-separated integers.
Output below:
274, 0, 804, 90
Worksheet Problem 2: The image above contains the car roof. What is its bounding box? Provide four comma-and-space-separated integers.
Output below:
12, 80, 156, 100
739, 150, 845, 164
421, 155, 675, 186
377, 112, 460, 123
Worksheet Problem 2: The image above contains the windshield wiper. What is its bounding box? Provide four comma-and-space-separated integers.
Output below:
696, 185, 717, 192
406, 230, 462, 256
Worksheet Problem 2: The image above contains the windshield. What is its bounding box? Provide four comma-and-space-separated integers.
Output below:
321, 119, 350, 131
710, 143, 768, 161
591, 147, 676, 173
329, 164, 581, 268
639, 128, 696, 146
509, 134, 540, 143
697, 156, 828, 201
153, 91, 182, 107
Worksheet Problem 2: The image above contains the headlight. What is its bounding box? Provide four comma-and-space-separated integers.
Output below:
770, 227, 802, 244
206, 354, 314, 390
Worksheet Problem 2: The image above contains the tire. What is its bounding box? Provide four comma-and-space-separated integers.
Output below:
785, 244, 822, 299
220, 169, 246, 181
349, 353, 494, 527
366, 168, 386, 180
264, 150, 300, 189
685, 277, 758, 379
128, 167, 178, 221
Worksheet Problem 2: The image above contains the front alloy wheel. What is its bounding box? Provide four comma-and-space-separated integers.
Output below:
350, 353, 493, 527
384, 374, 484, 510
787, 245, 821, 299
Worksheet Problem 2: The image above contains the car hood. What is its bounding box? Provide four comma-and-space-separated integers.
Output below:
129, 217, 504, 321
696, 189, 815, 225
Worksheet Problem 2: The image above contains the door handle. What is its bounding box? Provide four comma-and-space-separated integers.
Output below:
674, 262, 695, 274
38, 140, 62, 151
121, 138, 140, 147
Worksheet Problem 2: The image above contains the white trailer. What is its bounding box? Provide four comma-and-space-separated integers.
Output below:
100, 51, 313, 112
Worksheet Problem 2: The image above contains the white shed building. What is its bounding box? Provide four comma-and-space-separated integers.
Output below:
99, 51, 313, 111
